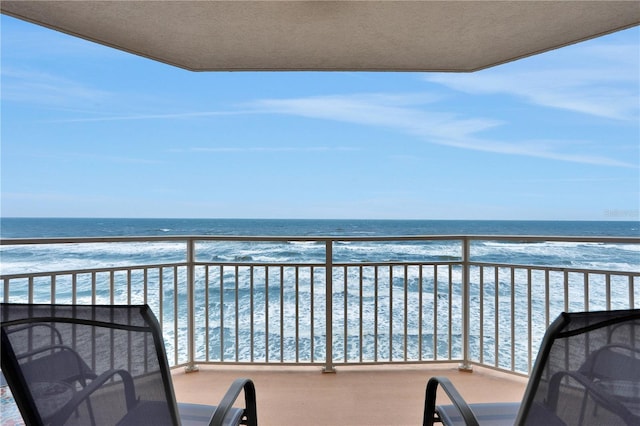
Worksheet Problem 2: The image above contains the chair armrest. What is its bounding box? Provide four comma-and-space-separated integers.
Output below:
424, 376, 479, 426
48, 369, 136, 426
209, 378, 257, 426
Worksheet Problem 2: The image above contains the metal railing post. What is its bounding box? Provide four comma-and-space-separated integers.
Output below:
185, 238, 199, 373
323, 239, 336, 373
459, 237, 473, 372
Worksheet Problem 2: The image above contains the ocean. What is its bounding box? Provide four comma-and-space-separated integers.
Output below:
1, 218, 639, 276
2, 217, 639, 239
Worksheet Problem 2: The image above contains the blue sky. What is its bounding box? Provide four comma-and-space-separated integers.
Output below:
1, 15, 638, 220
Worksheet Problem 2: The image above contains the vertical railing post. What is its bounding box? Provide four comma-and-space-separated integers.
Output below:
3, 278, 9, 303
185, 238, 199, 373
459, 237, 473, 372
323, 239, 336, 373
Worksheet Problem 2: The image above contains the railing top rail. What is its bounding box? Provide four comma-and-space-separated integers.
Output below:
2, 259, 636, 281
2, 234, 639, 245
469, 261, 640, 276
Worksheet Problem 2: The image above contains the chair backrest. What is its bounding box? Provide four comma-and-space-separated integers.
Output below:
1, 304, 180, 426
516, 308, 640, 426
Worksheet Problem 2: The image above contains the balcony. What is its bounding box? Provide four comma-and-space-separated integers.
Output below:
1, 235, 638, 424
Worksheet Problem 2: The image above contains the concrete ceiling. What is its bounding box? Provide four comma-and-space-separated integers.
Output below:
2, 1, 639, 72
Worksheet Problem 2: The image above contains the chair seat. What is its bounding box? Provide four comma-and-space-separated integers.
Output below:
437, 402, 520, 426
437, 402, 570, 426
115, 401, 245, 426
179, 402, 245, 426
116, 400, 173, 425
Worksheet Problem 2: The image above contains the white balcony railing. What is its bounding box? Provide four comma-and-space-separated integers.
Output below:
1, 235, 639, 376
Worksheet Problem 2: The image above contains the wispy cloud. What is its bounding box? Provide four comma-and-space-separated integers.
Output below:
1, 68, 112, 108
24, 151, 163, 165
1, 67, 247, 122
90, 155, 162, 165
250, 93, 502, 140
184, 146, 359, 153
424, 42, 639, 121
1, 67, 255, 122
247, 93, 637, 168
45, 111, 250, 123
509, 177, 638, 184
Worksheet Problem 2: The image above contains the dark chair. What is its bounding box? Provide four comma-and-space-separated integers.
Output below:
424, 309, 640, 426
0, 303, 257, 426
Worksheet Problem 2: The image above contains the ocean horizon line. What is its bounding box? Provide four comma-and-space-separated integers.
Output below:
3, 217, 639, 223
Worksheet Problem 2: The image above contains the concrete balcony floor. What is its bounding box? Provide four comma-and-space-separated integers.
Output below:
171, 364, 528, 426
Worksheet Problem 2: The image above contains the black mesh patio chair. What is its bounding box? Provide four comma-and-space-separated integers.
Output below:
0, 303, 257, 426
424, 308, 640, 426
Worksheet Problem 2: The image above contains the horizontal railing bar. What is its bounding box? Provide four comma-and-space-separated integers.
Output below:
3, 260, 637, 281
0, 263, 189, 280
196, 261, 459, 268
187, 359, 463, 367
194, 261, 327, 268
3, 235, 639, 245
332, 261, 459, 267
469, 262, 640, 276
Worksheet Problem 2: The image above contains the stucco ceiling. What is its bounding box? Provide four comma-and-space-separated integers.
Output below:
2, 1, 639, 72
